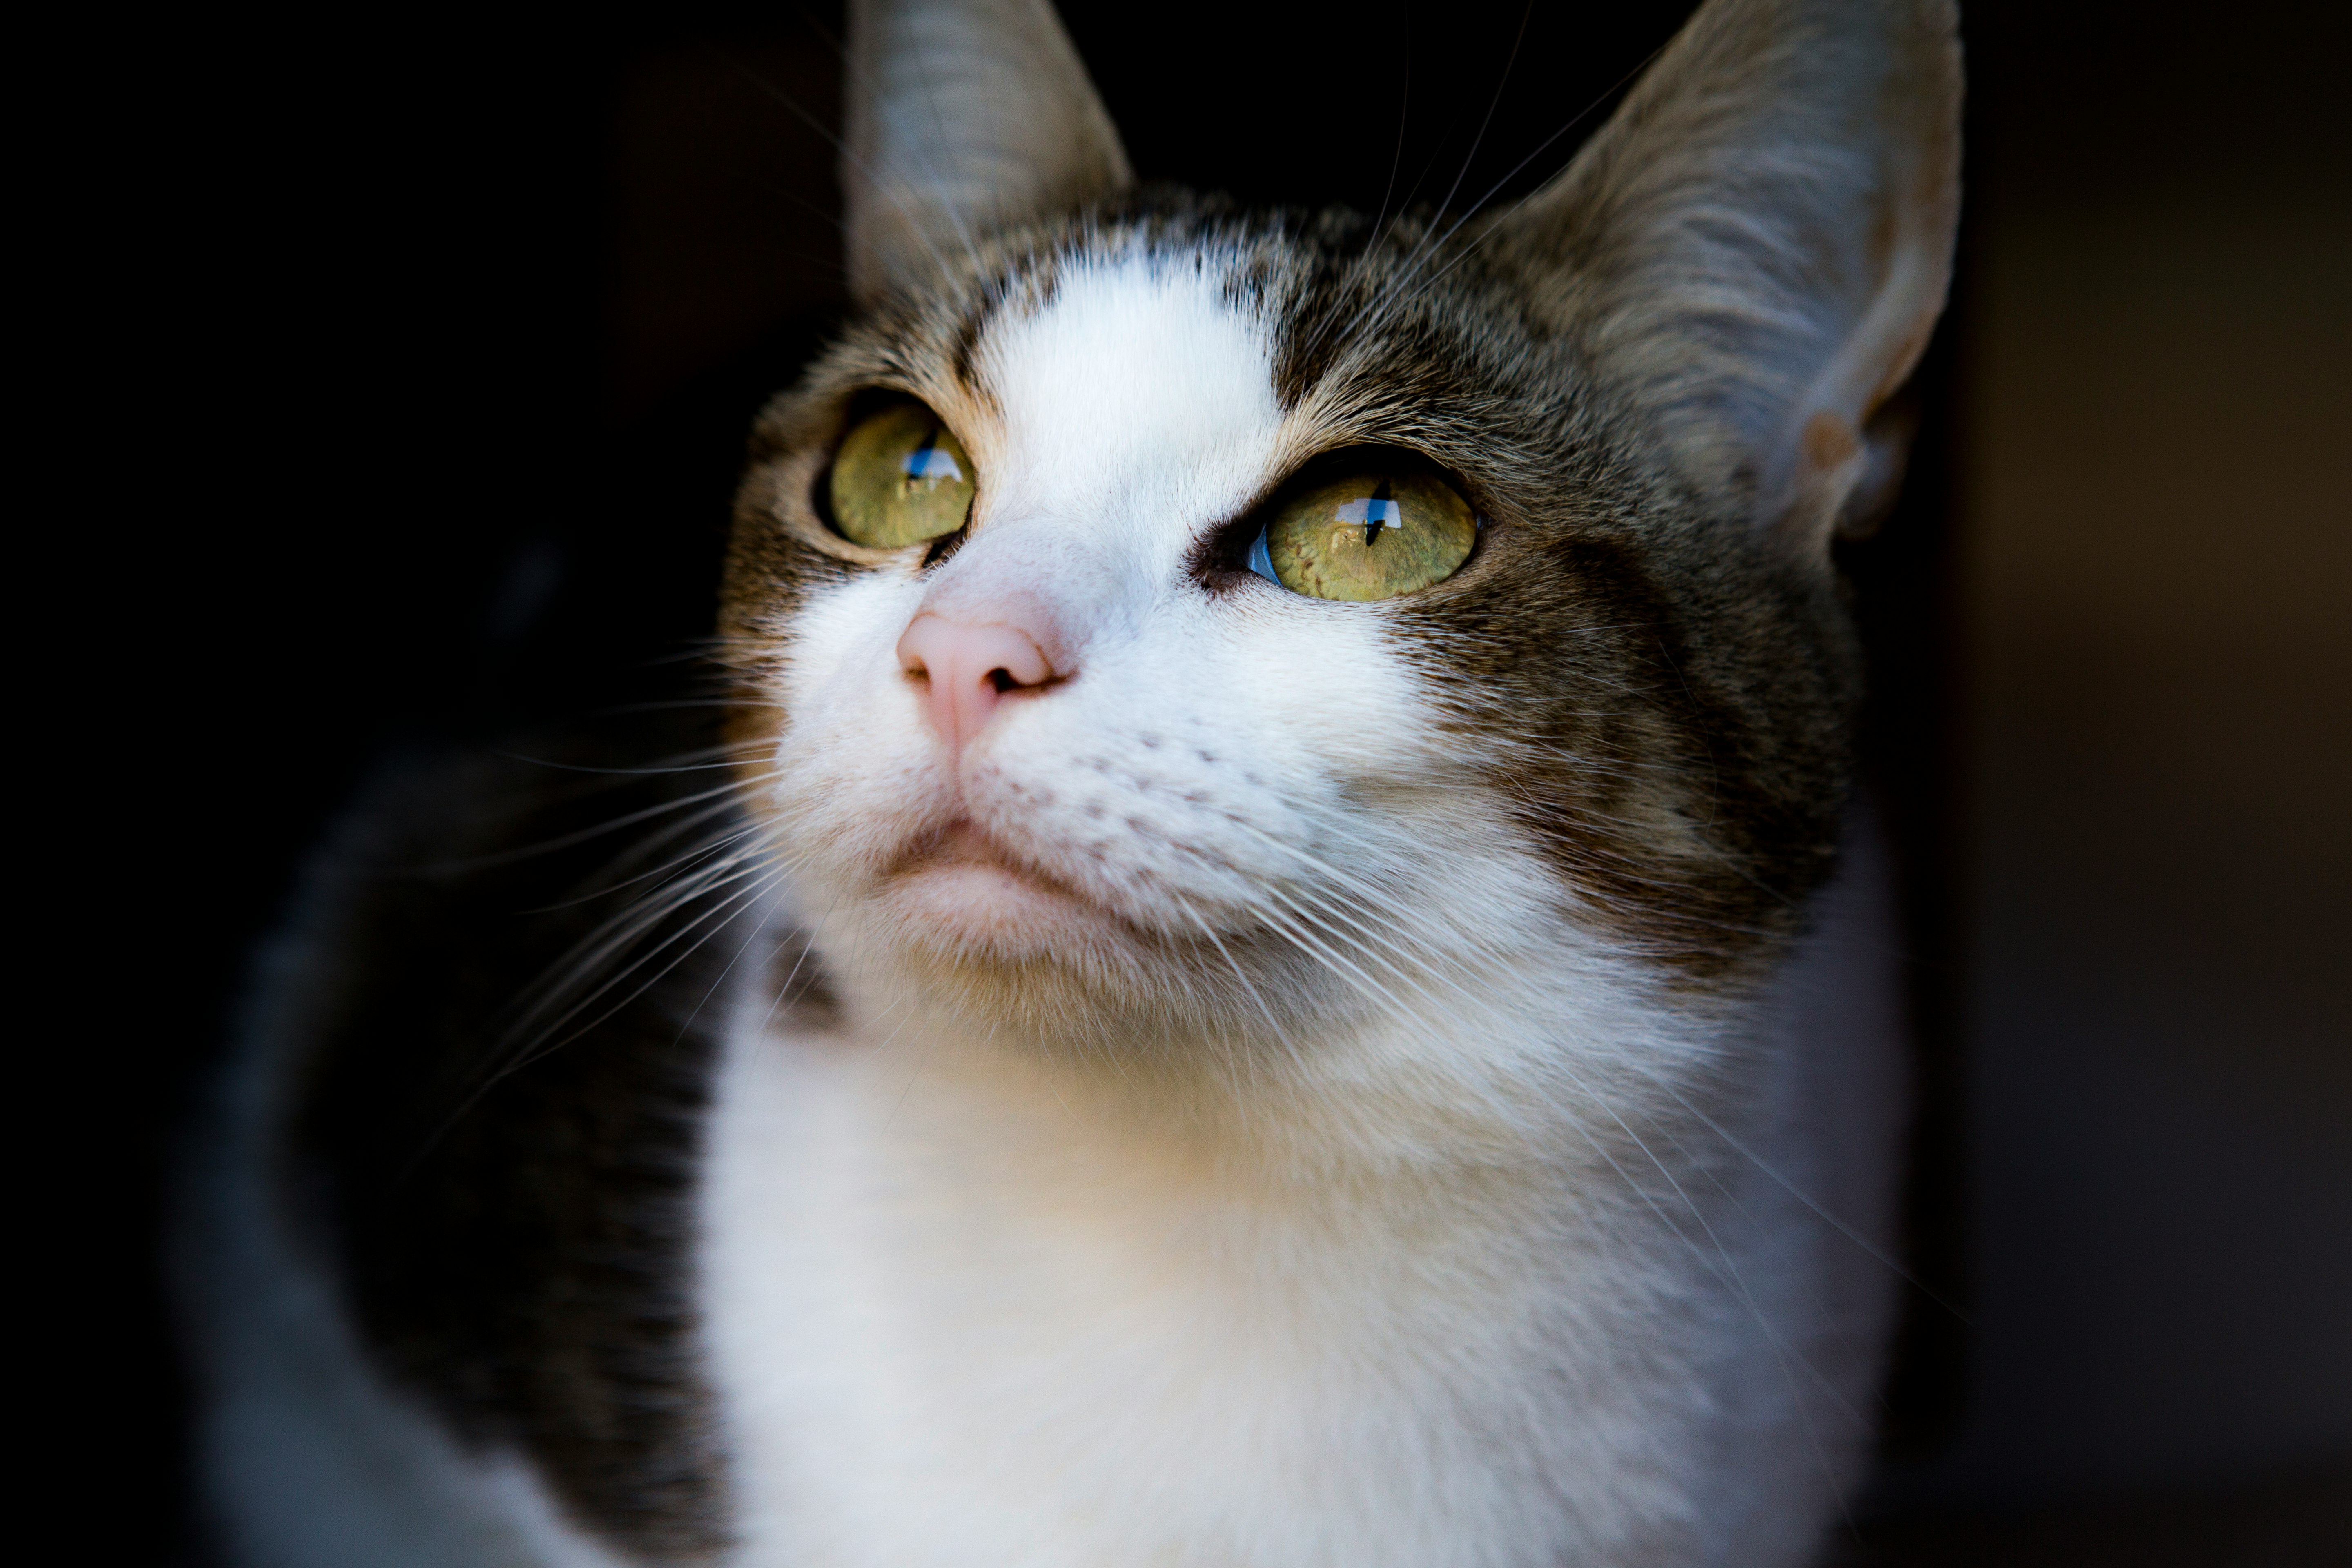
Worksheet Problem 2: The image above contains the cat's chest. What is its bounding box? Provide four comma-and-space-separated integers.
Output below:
693, 1012, 1699, 1568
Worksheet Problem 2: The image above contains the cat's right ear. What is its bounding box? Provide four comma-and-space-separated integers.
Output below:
843, 0, 1133, 304
1487, 0, 1961, 558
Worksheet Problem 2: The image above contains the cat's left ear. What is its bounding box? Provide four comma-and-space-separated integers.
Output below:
1487, 0, 1962, 556
843, 0, 1133, 303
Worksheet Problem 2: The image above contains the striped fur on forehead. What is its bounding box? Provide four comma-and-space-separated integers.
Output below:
723, 189, 1860, 979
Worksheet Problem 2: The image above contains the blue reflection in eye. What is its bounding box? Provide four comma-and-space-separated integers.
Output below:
903, 432, 964, 484
1247, 528, 1278, 583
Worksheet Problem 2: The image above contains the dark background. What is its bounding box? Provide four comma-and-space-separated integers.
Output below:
61, 1, 2348, 1560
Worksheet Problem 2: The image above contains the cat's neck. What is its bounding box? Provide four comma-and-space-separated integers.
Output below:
760, 922, 1738, 1192
702, 964, 1748, 1567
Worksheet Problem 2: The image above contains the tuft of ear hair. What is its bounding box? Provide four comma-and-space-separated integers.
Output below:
1485, 0, 1962, 557
844, 0, 1133, 303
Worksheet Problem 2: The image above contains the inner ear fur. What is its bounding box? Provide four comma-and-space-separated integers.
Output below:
844, 0, 1133, 303
1486, 0, 1961, 555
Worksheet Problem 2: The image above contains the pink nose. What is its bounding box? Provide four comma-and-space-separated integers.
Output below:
896, 613, 1056, 757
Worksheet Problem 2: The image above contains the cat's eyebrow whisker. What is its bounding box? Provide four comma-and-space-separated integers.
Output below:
1303, 0, 1541, 364
1363, 3, 1414, 250
726, 29, 982, 295
1335, 36, 1676, 358
1298, 22, 1668, 384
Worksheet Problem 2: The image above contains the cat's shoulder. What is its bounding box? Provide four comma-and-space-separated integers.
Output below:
207, 707, 746, 1559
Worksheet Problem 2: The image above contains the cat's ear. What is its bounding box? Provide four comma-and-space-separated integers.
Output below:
1487, 0, 1960, 555
843, 0, 1133, 303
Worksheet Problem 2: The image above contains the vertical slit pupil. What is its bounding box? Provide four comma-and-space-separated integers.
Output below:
1364, 479, 1395, 547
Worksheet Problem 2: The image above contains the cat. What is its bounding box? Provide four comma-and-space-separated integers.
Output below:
179, 0, 1962, 1563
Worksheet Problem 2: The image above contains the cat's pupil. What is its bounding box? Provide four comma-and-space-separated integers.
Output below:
1363, 480, 1395, 548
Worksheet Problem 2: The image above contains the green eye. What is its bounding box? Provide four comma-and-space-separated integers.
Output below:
1252, 472, 1477, 601
827, 403, 976, 549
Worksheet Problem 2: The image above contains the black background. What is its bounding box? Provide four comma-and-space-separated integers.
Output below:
46, 1, 2350, 1559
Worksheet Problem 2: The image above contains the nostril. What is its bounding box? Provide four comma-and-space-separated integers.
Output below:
894, 612, 1061, 753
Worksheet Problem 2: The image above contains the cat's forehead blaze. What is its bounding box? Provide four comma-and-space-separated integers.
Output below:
957, 256, 1290, 560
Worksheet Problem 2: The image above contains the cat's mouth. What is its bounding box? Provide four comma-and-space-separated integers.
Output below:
908, 820, 1031, 872
878, 818, 1125, 955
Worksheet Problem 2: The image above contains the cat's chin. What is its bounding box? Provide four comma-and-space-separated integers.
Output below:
875, 821, 1129, 961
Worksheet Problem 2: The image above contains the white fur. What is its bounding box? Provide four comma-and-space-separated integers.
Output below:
701, 259, 1909, 1566
702, 857, 1901, 1568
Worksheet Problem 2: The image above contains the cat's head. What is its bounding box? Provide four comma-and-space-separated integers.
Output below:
720, 0, 1959, 1056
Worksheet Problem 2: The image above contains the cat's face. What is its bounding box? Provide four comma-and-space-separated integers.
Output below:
725, 212, 1833, 1045
718, 0, 1958, 1056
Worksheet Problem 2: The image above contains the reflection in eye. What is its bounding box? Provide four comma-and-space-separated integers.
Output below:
903, 434, 964, 486
1250, 472, 1477, 601
1335, 483, 1400, 547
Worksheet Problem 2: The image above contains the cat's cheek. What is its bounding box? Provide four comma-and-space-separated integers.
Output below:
1223, 592, 1477, 780
760, 572, 949, 884
778, 572, 928, 709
